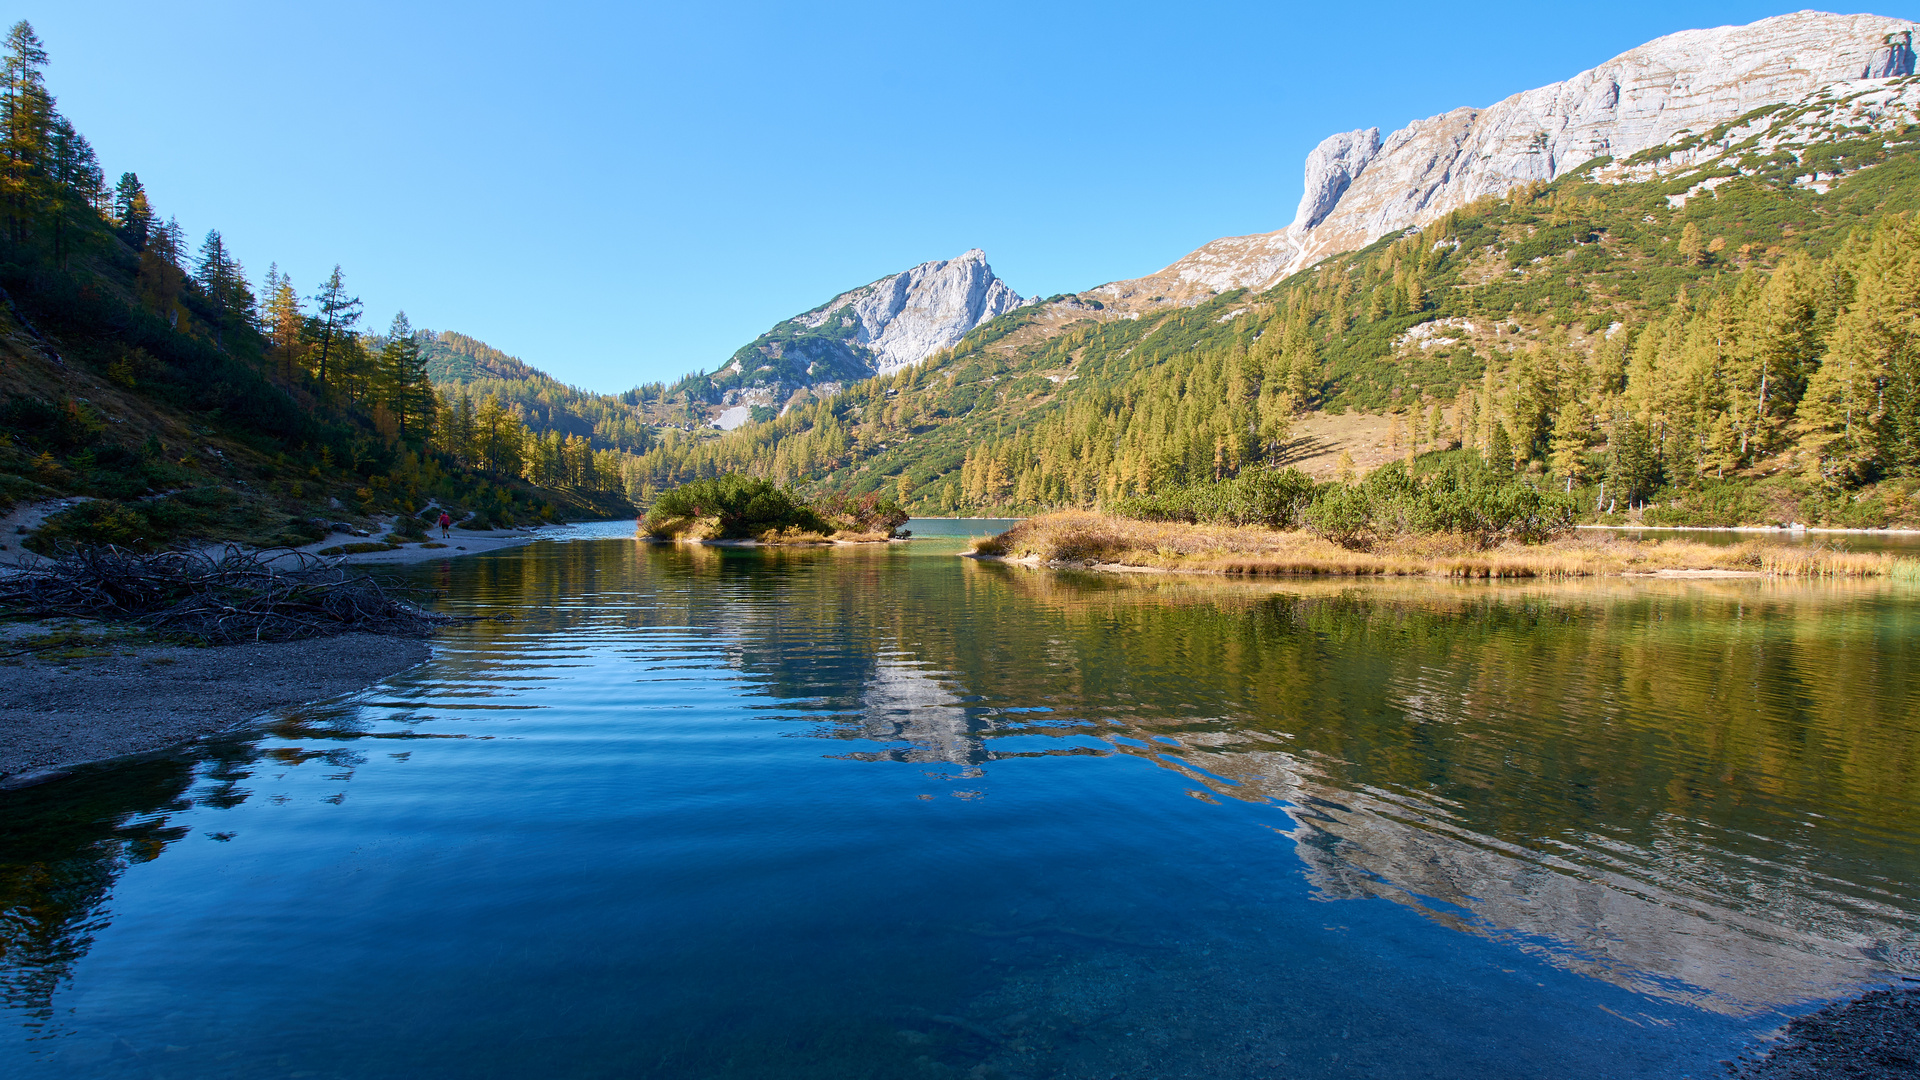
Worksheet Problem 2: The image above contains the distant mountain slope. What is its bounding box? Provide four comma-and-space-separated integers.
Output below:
422, 331, 659, 454
1099, 10, 1919, 307
623, 60, 1920, 528
698, 249, 1024, 428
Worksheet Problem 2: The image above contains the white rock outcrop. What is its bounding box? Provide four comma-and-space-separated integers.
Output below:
796, 249, 1024, 374
1099, 11, 1920, 303
1295, 128, 1383, 230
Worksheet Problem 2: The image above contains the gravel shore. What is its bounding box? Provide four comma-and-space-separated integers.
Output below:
1730, 986, 1920, 1078
0, 631, 430, 788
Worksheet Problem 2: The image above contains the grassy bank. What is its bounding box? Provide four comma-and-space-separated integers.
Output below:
971, 512, 1915, 580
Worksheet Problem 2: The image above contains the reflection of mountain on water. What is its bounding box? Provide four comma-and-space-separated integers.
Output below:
798, 568, 1920, 1015
853, 657, 982, 775
1214, 742, 1912, 1014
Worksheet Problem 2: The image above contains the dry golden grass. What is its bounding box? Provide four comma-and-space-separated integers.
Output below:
971, 512, 1914, 579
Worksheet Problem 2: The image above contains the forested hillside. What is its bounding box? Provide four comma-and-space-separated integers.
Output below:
422, 331, 666, 454
0, 21, 631, 550
625, 75, 1920, 527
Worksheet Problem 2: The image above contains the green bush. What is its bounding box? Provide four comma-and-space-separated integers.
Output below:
1297, 459, 1578, 549
1643, 482, 1773, 527
0, 395, 102, 452
27, 499, 150, 551
1113, 467, 1317, 528
643, 475, 829, 539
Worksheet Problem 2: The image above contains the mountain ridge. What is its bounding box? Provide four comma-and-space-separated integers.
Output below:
1093, 10, 1919, 309
700, 248, 1024, 428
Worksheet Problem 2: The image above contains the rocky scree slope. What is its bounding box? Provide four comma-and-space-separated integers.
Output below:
701, 249, 1024, 428
1097, 10, 1919, 307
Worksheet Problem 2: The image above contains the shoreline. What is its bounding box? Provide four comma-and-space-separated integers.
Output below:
966, 512, 1915, 581
1576, 523, 1920, 536
963, 552, 1774, 580
1731, 984, 1919, 1078
0, 630, 432, 790
644, 535, 906, 548
0, 520, 599, 789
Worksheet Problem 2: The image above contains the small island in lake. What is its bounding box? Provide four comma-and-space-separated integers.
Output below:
640, 475, 909, 545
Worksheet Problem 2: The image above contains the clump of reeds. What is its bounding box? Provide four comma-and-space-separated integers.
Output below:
0, 545, 456, 644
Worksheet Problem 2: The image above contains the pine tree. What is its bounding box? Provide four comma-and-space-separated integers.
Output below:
112, 172, 150, 249
377, 311, 435, 442
193, 229, 253, 342
1489, 421, 1513, 471
311, 265, 362, 391
44, 111, 100, 266
1547, 399, 1590, 480
0, 20, 50, 245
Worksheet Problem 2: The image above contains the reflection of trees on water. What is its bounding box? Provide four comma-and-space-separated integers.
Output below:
511, 544, 1920, 1012
5, 541, 1916, 1029
0, 757, 201, 1032
953, 572, 1920, 1011
610, 550, 1918, 1013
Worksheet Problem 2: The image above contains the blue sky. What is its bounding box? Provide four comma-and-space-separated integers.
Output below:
24, 2, 1918, 392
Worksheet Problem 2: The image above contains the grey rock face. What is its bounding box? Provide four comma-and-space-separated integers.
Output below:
1108, 11, 1920, 302
1294, 128, 1382, 231
1862, 28, 1915, 77
798, 248, 1025, 375
708, 250, 1024, 420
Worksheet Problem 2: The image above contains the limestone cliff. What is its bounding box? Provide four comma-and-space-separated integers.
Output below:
707, 249, 1023, 428
1097, 11, 1919, 306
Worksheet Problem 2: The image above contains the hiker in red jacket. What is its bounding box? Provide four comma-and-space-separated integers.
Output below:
437, 511, 452, 538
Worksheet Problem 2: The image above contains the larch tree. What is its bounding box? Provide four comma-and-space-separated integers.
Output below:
311, 265, 361, 391
0, 20, 51, 245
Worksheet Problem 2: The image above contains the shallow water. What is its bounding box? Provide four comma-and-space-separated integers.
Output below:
3, 527, 1918, 1078
1582, 525, 1920, 552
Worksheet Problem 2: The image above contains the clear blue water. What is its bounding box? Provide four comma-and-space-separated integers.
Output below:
4, 525, 1917, 1078
900, 517, 1023, 538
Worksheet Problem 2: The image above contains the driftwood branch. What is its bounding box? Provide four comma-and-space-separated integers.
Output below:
0, 545, 457, 644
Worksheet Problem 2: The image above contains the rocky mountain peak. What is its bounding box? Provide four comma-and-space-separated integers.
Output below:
1294, 128, 1383, 231
705, 250, 1024, 427
797, 248, 1024, 375
1095, 10, 1920, 308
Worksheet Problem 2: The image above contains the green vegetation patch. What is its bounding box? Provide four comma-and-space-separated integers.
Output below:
642, 475, 905, 541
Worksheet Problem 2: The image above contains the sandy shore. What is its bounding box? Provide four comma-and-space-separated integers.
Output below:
0, 630, 432, 789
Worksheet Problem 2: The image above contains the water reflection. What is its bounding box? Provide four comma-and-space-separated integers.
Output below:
833, 568, 1920, 1012
2, 537, 1916, 1077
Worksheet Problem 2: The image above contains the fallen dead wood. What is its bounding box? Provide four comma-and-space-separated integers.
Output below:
0, 544, 460, 644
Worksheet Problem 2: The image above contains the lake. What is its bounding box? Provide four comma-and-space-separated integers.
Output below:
4, 523, 1917, 1078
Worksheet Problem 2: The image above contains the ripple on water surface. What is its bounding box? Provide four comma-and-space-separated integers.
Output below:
3, 533, 1917, 1079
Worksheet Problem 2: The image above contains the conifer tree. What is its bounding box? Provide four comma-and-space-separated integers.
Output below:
311, 265, 361, 391
193, 229, 253, 342
262, 265, 305, 380
112, 172, 150, 248
377, 311, 435, 442
0, 20, 50, 245
43, 111, 100, 265
1678, 222, 1707, 267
